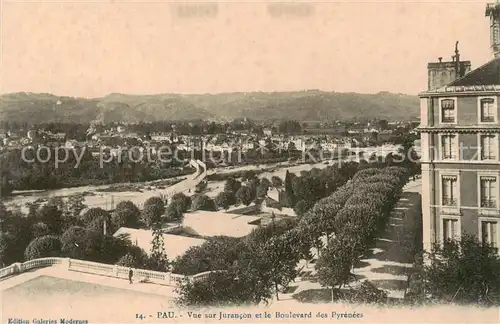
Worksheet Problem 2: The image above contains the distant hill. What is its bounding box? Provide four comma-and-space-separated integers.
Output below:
0, 90, 419, 124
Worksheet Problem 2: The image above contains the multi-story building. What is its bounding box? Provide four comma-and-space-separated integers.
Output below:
419, 2, 500, 252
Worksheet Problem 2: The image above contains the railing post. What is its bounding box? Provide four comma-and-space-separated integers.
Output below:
114, 264, 119, 277
65, 258, 71, 270
13, 262, 22, 274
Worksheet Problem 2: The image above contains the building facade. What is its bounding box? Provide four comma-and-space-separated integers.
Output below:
419, 2, 500, 252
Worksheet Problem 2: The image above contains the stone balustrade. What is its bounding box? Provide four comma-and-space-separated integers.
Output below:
0, 257, 208, 287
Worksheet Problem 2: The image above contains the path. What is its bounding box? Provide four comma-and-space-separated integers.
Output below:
278, 178, 422, 302
351, 178, 421, 298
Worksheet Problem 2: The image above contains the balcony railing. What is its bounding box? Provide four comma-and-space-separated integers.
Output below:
481, 199, 497, 208
481, 153, 497, 160
442, 153, 456, 160
441, 117, 456, 123
442, 197, 457, 206
481, 116, 495, 123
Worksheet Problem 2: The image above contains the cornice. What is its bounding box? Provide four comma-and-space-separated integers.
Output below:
419, 85, 500, 97
417, 126, 500, 133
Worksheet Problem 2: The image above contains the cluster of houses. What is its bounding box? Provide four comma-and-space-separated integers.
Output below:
0, 119, 418, 156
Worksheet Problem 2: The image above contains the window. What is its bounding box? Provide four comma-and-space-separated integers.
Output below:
442, 175, 458, 206
441, 135, 458, 160
441, 99, 456, 123
480, 98, 496, 122
443, 218, 459, 241
480, 220, 498, 248
480, 176, 497, 208
480, 134, 497, 160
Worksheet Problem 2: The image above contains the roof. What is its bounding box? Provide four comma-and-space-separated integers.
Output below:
182, 211, 261, 238
114, 227, 206, 259
422, 57, 500, 95
449, 57, 500, 86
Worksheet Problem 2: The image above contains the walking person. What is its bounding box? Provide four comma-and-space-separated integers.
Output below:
128, 267, 133, 284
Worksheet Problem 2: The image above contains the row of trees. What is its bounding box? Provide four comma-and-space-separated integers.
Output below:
283, 146, 420, 217
310, 167, 409, 299
172, 164, 411, 306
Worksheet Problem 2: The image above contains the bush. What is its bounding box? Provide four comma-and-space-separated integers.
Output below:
347, 281, 388, 304
142, 197, 166, 227
81, 208, 110, 227
172, 236, 246, 275
294, 200, 313, 217
112, 200, 140, 229
236, 186, 253, 206
60, 226, 88, 259
24, 235, 62, 260
215, 191, 236, 210
31, 222, 50, 238
117, 246, 149, 269
171, 193, 192, 212
191, 195, 217, 212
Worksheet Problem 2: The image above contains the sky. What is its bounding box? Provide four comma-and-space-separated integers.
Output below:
0, 0, 495, 98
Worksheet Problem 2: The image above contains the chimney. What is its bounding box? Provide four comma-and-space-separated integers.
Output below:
486, 2, 500, 58
427, 42, 472, 90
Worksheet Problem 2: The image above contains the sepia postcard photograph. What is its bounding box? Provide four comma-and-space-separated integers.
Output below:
1, 0, 500, 323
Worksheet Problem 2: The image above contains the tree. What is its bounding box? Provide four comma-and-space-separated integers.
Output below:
36, 204, 63, 235
191, 194, 217, 211
292, 175, 325, 204
60, 226, 88, 259
195, 181, 208, 193
283, 170, 296, 207
224, 177, 241, 195
215, 191, 235, 210
24, 235, 62, 260
117, 245, 149, 269
242, 170, 257, 181
61, 215, 83, 232
81, 207, 110, 227
171, 192, 192, 212
31, 222, 50, 238
0, 233, 20, 266
148, 226, 169, 272
65, 194, 87, 218
256, 183, 269, 199
349, 281, 388, 304
165, 200, 185, 222
271, 176, 283, 189
260, 235, 301, 300
423, 235, 500, 305
176, 268, 272, 307
260, 177, 272, 188
245, 177, 260, 199
82, 229, 130, 264
316, 237, 358, 302
0, 209, 33, 264
236, 186, 253, 206
293, 200, 313, 217
112, 200, 140, 229
172, 236, 246, 275
141, 197, 165, 228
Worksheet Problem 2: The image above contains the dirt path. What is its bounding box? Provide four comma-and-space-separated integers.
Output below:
352, 179, 422, 298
